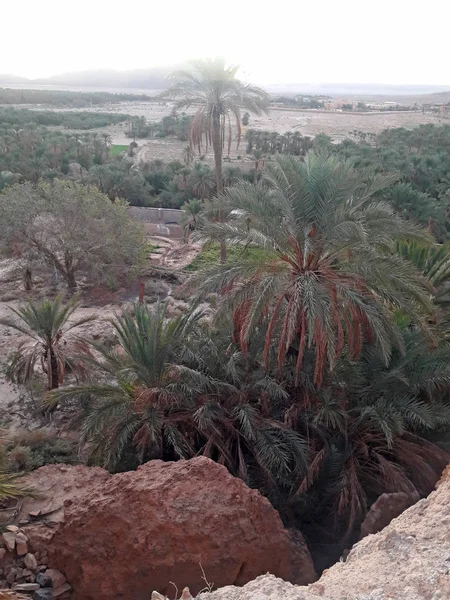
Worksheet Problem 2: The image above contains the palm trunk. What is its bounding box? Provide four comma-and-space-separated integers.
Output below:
64, 254, 77, 292
67, 270, 77, 291
24, 266, 32, 291
50, 350, 59, 390
211, 111, 226, 264
45, 346, 59, 391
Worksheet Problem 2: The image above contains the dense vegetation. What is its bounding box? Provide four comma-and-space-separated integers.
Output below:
126, 112, 191, 141
336, 125, 450, 238
163, 58, 270, 261
244, 124, 450, 239
2, 64, 450, 573
3, 151, 440, 571
0, 107, 128, 129
246, 128, 314, 155
272, 94, 329, 108
0, 180, 145, 289
0, 87, 153, 106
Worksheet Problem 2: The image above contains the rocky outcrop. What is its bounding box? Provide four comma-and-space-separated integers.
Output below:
0, 525, 70, 599
19, 464, 110, 528
359, 491, 419, 538
199, 474, 450, 600
17, 458, 316, 600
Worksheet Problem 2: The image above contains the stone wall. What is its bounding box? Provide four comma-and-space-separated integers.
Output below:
127, 207, 183, 238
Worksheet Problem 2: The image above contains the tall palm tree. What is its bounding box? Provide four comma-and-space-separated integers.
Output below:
192, 151, 432, 387
164, 58, 270, 262
0, 296, 94, 390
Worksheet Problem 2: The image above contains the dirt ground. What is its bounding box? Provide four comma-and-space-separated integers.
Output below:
37, 100, 447, 165
0, 239, 201, 429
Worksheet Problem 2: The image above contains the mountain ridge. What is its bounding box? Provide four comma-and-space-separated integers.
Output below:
0, 69, 449, 97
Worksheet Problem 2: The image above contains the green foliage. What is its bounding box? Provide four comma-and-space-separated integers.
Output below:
126, 112, 191, 141
185, 243, 270, 271
4, 429, 78, 472
0, 295, 94, 390
272, 94, 329, 109
0, 107, 128, 130
336, 125, 450, 239
191, 151, 430, 386
246, 129, 313, 155
0, 88, 153, 106
0, 180, 146, 288
0, 126, 111, 182
109, 144, 129, 157
88, 160, 154, 206
12, 127, 450, 567
50, 301, 309, 486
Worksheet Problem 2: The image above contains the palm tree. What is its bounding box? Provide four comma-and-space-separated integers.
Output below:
180, 199, 204, 240
293, 326, 450, 544
397, 240, 450, 333
49, 302, 211, 467
223, 166, 243, 188
0, 296, 94, 391
192, 151, 431, 387
164, 58, 270, 262
50, 302, 308, 482
182, 145, 194, 167
189, 162, 215, 200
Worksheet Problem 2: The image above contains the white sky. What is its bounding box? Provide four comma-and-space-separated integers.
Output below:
1, 0, 448, 85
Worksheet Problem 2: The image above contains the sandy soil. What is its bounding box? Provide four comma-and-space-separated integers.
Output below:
33, 100, 447, 164
77, 100, 445, 141
0, 240, 201, 426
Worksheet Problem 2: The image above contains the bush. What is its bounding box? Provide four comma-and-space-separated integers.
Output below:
5, 429, 79, 473
185, 243, 270, 271
7, 446, 32, 471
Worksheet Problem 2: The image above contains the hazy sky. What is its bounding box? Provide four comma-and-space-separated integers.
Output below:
2, 0, 448, 85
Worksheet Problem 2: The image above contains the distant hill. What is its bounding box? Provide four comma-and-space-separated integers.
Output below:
33, 68, 172, 89
0, 68, 173, 90
0, 74, 30, 84
0, 69, 449, 99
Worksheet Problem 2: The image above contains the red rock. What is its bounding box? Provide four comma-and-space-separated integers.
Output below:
360, 492, 419, 538
53, 583, 72, 597
43, 458, 316, 600
2, 532, 15, 552
0, 548, 5, 561
23, 553, 37, 571
19, 464, 110, 526
45, 568, 66, 589
15, 532, 28, 556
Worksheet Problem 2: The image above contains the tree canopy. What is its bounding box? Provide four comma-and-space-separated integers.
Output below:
0, 180, 146, 289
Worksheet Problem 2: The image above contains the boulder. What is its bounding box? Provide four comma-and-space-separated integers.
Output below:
200, 470, 450, 600
45, 569, 66, 589
23, 553, 38, 571
41, 458, 316, 599
19, 464, 110, 527
360, 491, 420, 538
199, 574, 323, 600
2, 531, 16, 552
15, 532, 28, 556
